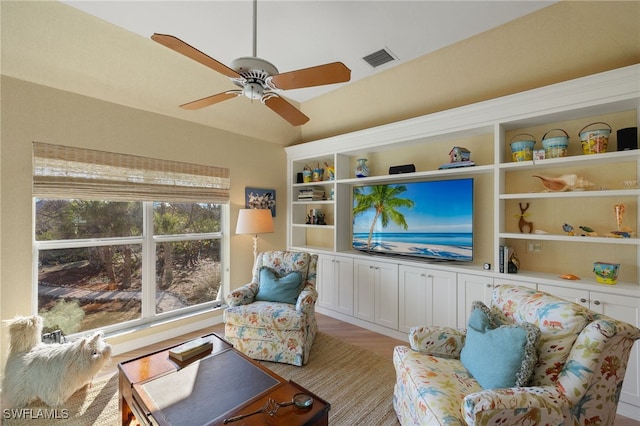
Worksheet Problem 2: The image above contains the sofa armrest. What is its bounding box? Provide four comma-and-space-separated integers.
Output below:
409, 325, 466, 358
295, 282, 318, 315
462, 386, 568, 425
225, 282, 259, 306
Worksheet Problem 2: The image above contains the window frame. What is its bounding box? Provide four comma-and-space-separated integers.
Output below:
32, 199, 229, 338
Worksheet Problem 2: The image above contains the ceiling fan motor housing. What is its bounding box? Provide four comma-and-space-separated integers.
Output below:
231, 57, 280, 99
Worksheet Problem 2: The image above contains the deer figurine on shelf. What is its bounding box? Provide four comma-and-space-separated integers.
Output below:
518, 202, 533, 233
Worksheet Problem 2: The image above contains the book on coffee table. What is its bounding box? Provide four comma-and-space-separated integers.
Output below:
168, 337, 213, 362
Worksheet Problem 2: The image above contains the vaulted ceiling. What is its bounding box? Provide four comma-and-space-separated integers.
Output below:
61, 1, 554, 104
1, 1, 555, 145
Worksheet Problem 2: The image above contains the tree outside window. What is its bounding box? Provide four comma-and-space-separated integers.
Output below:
35, 200, 224, 336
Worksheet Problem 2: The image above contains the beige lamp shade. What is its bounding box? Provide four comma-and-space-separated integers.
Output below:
235, 208, 274, 235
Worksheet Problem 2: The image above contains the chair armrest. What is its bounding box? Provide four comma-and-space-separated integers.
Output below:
409, 325, 466, 358
295, 283, 317, 315
462, 386, 567, 425
225, 282, 259, 306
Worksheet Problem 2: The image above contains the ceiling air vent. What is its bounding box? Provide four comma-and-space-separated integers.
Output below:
362, 48, 397, 68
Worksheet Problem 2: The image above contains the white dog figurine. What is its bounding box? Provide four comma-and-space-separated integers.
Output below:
2, 315, 112, 408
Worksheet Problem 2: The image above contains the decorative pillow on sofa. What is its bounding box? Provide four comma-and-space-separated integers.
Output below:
255, 267, 303, 304
460, 301, 540, 389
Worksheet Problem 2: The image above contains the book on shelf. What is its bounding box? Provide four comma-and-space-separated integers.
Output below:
499, 244, 516, 274
298, 196, 325, 201
503, 245, 511, 274
438, 160, 476, 170
168, 337, 213, 362
297, 189, 326, 201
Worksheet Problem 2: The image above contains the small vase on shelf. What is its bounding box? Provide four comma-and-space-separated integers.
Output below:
355, 158, 369, 178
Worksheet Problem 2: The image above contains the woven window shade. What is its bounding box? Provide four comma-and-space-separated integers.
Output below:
33, 142, 230, 203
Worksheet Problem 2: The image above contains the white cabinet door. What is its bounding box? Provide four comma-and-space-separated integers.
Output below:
398, 265, 457, 332
457, 273, 494, 328
493, 278, 537, 290
354, 258, 398, 328
334, 255, 354, 315
317, 254, 336, 310
354, 259, 376, 323
317, 254, 353, 315
398, 265, 428, 332
375, 261, 399, 329
430, 269, 457, 328
537, 284, 589, 308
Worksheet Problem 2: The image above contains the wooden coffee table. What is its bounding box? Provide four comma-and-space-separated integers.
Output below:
118, 333, 330, 425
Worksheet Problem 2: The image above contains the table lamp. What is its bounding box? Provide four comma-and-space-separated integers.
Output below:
236, 208, 274, 261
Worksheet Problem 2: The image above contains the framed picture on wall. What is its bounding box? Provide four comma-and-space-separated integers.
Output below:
245, 187, 276, 217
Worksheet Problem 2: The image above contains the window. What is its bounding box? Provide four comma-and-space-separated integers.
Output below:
32, 143, 230, 337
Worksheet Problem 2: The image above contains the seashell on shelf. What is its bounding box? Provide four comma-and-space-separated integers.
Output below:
532, 174, 595, 192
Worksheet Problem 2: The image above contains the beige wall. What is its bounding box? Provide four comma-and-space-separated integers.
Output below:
0, 77, 286, 372
300, 1, 640, 143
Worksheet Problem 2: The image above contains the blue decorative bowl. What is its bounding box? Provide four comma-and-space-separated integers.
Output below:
593, 262, 620, 285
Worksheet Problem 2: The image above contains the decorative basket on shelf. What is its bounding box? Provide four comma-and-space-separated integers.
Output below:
579, 122, 611, 154
593, 261, 620, 285
510, 134, 536, 162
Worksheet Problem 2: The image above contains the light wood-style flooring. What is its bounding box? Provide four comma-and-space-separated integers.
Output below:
107, 312, 639, 426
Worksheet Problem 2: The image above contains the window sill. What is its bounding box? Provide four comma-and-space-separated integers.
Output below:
106, 304, 227, 355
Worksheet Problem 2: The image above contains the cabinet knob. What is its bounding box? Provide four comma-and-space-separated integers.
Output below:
593, 300, 601, 306
579, 298, 587, 303
420, 273, 426, 277
486, 284, 492, 288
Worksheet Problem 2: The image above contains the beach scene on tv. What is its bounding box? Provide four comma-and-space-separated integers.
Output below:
352, 179, 473, 262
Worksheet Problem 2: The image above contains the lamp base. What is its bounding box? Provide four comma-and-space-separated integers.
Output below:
252, 234, 259, 261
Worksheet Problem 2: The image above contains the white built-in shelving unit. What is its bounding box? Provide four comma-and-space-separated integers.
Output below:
286, 65, 640, 418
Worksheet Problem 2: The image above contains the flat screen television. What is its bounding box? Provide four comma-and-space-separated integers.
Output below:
352, 178, 473, 262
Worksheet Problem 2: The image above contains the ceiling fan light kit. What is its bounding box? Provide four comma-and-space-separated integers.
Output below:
151, 1, 350, 126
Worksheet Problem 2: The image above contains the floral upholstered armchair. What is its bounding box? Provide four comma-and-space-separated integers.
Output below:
393, 284, 640, 425
223, 251, 318, 366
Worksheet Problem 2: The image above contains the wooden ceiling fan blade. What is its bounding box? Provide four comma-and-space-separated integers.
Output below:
151, 33, 241, 79
264, 95, 309, 126
270, 62, 351, 90
180, 92, 240, 110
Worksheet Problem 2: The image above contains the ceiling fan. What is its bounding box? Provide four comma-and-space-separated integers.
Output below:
151, 0, 351, 126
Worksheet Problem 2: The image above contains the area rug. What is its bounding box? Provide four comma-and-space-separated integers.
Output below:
1, 373, 118, 426
261, 332, 400, 425
1, 332, 400, 425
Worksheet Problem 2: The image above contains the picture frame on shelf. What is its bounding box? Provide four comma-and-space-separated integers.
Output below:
245, 187, 276, 217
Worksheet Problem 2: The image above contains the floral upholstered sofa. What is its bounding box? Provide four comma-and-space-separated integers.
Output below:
224, 251, 318, 366
393, 284, 640, 425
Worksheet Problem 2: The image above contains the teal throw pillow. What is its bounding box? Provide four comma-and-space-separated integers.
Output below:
460, 302, 540, 389
255, 267, 303, 304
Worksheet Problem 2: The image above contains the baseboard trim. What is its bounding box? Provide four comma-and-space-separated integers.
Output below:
617, 401, 640, 421
316, 306, 407, 342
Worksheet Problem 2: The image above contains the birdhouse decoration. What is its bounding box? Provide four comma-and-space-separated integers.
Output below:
449, 147, 471, 163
